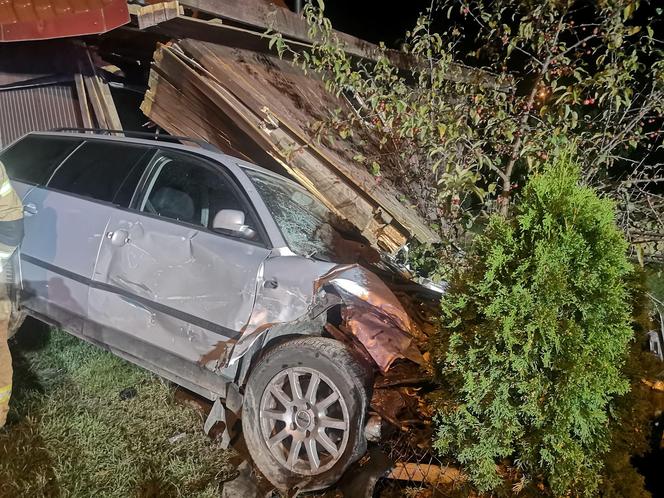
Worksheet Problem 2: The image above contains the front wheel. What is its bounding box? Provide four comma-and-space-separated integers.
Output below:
242, 337, 371, 492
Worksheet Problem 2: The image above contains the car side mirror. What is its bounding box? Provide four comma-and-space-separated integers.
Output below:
212, 209, 256, 240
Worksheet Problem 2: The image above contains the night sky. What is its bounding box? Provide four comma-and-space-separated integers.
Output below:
284, 0, 434, 47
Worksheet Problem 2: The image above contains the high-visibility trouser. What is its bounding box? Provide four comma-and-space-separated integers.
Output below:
0, 280, 11, 427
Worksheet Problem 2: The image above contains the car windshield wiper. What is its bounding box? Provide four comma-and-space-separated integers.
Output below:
306, 250, 333, 262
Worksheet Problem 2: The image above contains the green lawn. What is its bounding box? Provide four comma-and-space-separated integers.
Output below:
0, 321, 236, 498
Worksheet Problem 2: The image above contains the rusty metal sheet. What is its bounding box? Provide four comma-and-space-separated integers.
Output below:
321, 265, 426, 372
0, 83, 82, 147
0, 0, 129, 42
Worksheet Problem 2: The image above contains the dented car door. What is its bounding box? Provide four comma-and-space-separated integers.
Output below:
14, 138, 151, 334
87, 149, 270, 387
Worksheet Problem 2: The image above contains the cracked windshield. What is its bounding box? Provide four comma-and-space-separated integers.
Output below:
245, 169, 335, 259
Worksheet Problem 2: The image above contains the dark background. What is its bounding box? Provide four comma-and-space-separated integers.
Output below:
284, 0, 433, 46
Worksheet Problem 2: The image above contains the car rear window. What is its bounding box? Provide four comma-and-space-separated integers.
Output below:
0, 135, 82, 185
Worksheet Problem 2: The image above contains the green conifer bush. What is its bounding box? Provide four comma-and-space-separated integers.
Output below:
433, 148, 634, 496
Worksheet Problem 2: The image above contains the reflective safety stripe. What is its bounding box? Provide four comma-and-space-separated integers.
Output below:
0, 384, 11, 404
0, 180, 12, 197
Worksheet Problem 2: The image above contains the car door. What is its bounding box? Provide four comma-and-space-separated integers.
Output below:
18, 138, 152, 333
87, 148, 271, 387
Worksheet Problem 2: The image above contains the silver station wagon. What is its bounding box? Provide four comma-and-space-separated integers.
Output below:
2, 129, 424, 492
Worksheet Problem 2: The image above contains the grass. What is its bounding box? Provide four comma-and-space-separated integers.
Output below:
0, 320, 236, 498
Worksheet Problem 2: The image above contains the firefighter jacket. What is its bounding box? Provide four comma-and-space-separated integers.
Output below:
0, 160, 23, 259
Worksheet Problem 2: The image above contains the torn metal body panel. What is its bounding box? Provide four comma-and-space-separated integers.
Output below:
219, 259, 426, 375
318, 265, 426, 372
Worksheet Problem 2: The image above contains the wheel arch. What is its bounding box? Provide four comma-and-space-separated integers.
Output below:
234, 309, 331, 389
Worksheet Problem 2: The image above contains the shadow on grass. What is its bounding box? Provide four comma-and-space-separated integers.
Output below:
1, 318, 61, 498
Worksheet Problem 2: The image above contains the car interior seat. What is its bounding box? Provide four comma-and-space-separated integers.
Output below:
150, 187, 196, 223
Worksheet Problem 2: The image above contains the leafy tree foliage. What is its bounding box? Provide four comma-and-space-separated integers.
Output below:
269, 3, 661, 494
270, 0, 664, 262
431, 148, 634, 495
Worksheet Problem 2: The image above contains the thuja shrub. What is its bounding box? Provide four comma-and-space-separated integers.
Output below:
433, 149, 633, 496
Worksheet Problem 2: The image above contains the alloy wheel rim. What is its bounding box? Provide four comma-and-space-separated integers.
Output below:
259, 366, 350, 475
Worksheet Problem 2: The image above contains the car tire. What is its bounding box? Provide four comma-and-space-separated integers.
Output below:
7, 309, 26, 340
242, 336, 372, 492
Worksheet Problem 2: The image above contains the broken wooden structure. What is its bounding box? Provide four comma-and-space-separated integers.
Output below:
141, 39, 440, 252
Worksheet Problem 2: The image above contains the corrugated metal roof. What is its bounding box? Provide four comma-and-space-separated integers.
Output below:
0, 84, 82, 147
0, 0, 129, 42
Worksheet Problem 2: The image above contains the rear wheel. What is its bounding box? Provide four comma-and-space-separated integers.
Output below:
242, 337, 371, 492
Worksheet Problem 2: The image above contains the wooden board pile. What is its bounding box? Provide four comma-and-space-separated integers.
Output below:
141, 39, 440, 253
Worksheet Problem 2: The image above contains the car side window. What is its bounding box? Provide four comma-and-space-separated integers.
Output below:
0, 135, 82, 185
47, 140, 151, 204
138, 150, 261, 242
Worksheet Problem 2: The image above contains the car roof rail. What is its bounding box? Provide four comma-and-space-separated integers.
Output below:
49, 127, 220, 152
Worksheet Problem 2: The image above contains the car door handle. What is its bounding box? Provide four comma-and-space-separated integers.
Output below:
106, 229, 130, 247
23, 203, 38, 216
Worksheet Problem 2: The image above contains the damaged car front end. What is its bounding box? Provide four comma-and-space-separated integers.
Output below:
196, 167, 434, 492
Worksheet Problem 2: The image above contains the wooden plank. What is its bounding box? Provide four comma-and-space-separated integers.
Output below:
97, 77, 123, 130
74, 72, 94, 129
82, 48, 122, 130
83, 73, 108, 129
129, 0, 181, 30
388, 462, 467, 486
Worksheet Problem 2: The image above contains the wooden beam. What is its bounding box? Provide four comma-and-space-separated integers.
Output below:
175, 0, 507, 89
129, 0, 181, 30
83, 73, 108, 129
179, 0, 410, 66
82, 48, 122, 130
388, 462, 468, 486
74, 72, 94, 129
97, 76, 123, 130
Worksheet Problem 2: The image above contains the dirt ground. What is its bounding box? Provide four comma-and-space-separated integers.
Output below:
0, 319, 237, 498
